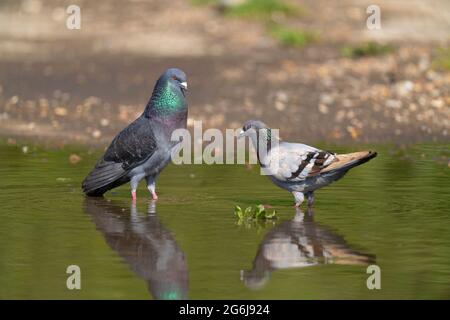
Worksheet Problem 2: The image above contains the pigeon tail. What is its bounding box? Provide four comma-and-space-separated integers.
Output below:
321, 151, 377, 175
82, 160, 128, 197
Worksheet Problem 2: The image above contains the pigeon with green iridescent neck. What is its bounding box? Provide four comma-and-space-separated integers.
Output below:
239, 120, 377, 207
82, 68, 188, 200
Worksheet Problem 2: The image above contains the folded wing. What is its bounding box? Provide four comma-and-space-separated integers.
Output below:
267, 143, 336, 181
82, 117, 158, 195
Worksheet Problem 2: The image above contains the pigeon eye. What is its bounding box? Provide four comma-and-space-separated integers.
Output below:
171, 75, 178, 81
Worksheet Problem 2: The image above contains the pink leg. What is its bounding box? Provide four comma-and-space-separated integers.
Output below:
131, 191, 137, 201
151, 191, 158, 200
292, 192, 304, 208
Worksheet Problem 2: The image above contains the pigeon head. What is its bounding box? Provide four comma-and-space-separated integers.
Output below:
146, 68, 188, 117
164, 68, 188, 93
238, 120, 279, 160
242, 120, 269, 132
238, 120, 272, 141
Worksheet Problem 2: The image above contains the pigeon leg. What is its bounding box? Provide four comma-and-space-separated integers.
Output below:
130, 174, 145, 201
146, 175, 158, 200
292, 191, 305, 207
305, 191, 315, 207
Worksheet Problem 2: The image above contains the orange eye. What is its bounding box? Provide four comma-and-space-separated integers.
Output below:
171, 75, 177, 81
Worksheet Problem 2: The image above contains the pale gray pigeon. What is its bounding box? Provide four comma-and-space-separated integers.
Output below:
239, 120, 377, 207
241, 207, 375, 289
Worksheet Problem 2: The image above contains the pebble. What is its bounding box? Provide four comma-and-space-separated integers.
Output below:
92, 130, 102, 139
10, 96, 19, 104
346, 126, 359, 139
386, 99, 402, 109
100, 118, 110, 127
274, 91, 288, 111
396, 81, 414, 97
342, 99, 353, 108
69, 154, 82, 164
54, 107, 68, 116
275, 100, 285, 111
430, 99, 444, 109
320, 94, 334, 105
318, 104, 329, 114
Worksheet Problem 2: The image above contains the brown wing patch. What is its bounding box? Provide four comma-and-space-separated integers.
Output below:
287, 151, 335, 180
320, 151, 372, 173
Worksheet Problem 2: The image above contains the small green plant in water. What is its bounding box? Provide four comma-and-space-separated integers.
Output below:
269, 24, 317, 47
341, 42, 393, 58
234, 204, 277, 220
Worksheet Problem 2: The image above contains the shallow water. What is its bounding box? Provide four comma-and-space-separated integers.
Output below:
0, 141, 449, 299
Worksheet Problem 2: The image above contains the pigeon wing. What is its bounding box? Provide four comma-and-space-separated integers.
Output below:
103, 117, 158, 170
82, 117, 158, 195
268, 143, 336, 182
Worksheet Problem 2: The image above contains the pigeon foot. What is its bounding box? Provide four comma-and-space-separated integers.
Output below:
306, 191, 315, 208
131, 191, 137, 201
292, 191, 305, 208
151, 191, 158, 201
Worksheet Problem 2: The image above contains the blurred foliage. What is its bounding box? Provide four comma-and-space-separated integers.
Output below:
341, 42, 394, 58
223, 0, 303, 20
268, 24, 317, 47
192, 0, 303, 19
192, 0, 312, 48
432, 47, 450, 71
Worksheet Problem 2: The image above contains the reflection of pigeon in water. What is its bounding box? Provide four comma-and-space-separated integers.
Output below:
84, 198, 188, 300
241, 208, 375, 289
239, 120, 377, 207
82, 68, 188, 201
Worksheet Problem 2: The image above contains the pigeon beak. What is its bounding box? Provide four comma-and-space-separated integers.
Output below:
180, 82, 188, 90
237, 129, 246, 139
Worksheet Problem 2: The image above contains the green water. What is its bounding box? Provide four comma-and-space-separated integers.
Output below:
0, 141, 449, 299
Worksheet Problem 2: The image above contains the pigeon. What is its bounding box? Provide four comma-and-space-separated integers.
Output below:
84, 198, 188, 299
238, 120, 377, 207
241, 207, 375, 289
82, 68, 188, 200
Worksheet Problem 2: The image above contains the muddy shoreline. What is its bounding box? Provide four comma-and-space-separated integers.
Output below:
0, 0, 448, 146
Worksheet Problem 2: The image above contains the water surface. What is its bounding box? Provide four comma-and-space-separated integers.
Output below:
0, 141, 449, 299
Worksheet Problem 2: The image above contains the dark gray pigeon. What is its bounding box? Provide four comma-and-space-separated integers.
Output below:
82, 68, 188, 200
84, 198, 188, 299
239, 120, 377, 207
